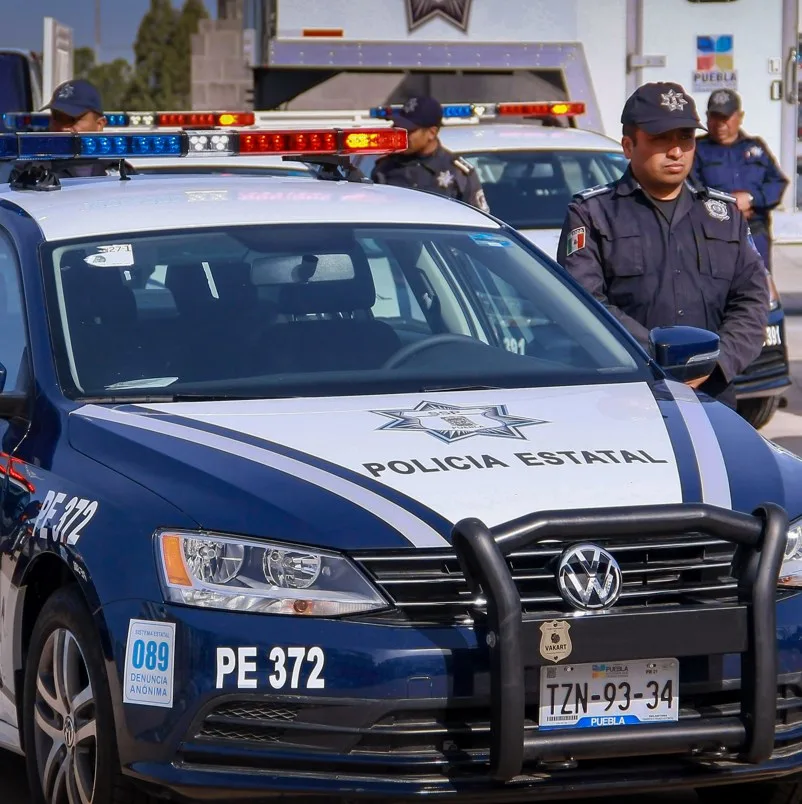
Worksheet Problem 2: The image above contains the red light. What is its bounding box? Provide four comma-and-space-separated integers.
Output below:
233, 127, 408, 156
156, 112, 255, 127
341, 128, 408, 153
496, 102, 586, 117
239, 130, 339, 154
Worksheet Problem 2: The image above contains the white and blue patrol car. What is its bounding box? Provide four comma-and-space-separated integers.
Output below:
0, 126, 801, 804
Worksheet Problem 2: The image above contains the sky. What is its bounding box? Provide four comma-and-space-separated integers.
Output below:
6, 0, 217, 64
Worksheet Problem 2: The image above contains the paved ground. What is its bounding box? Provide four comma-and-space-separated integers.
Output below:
8, 246, 802, 804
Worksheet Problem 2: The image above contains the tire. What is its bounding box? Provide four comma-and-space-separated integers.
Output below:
23, 585, 152, 804
737, 395, 781, 429
697, 779, 802, 804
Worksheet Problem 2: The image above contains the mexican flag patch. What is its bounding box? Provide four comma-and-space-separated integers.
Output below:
567, 226, 586, 256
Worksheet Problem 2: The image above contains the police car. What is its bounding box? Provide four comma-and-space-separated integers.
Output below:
359, 101, 791, 431
1, 125, 802, 804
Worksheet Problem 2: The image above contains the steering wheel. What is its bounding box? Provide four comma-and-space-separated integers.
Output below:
382, 334, 477, 369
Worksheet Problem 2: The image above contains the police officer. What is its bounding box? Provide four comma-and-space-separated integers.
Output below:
693, 88, 788, 271
29, 79, 134, 179
557, 82, 768, 407
372, 96, 490, 212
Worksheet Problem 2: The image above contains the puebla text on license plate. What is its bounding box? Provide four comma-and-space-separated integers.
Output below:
538, 658, 679, 730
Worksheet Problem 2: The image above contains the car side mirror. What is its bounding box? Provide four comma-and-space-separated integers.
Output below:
649, 326, 720, 383
0, 363, 7, 395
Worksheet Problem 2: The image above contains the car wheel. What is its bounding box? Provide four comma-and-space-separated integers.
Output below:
697, 779, 802, 804
23, 585, 151, 804
737, 395, 781, 429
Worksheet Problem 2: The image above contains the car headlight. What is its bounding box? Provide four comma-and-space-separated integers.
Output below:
156, 531, 388, 616
778, 518, 802, 588
768, 273, 781, 312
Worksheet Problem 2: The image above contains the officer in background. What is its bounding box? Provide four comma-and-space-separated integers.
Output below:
693, 89, 788, 271
557, 82, 768, 408
45, 79, 106, 135
372, 96, 490, 212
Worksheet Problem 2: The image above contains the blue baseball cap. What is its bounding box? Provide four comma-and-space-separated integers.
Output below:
390, 96, 443, 131
42, 79, 104, 118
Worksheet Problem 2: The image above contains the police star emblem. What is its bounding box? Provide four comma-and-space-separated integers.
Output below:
373, 400, 547, 444
406, 0, 473, 31
437, 170, 455, 188
704, 198, 730, 221
660, 89, 688, 112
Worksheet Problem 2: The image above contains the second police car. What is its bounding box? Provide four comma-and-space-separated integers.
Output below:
0, 125, 801, 804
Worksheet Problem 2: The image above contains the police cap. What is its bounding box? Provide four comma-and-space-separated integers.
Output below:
707, 89, 741, 117
390, 96, 443, 131
621, 82, 705, 135
42, 79, 104, 118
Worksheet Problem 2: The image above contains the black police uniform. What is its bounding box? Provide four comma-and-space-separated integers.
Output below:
370, 94, 490, 213
693, 90, 788, 271
372, 145, 489, 211
557, 81, 768, 408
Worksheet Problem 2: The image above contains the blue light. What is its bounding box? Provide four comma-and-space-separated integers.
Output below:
369, 107, 397, 119
2, 113, 50, 131
441, 104, 474, 118
18, 134, 76, 160
105, 113, 130, 127
78, 133, 183, 157
0, 135, 18, 160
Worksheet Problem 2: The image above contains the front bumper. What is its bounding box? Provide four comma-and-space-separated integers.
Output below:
109, 503, 802, 802
734, 308, 791, 399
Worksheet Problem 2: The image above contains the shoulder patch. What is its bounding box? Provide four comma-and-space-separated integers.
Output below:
705, 187, 737, 204
452, 155, 474, 175
573, 184, 613, 201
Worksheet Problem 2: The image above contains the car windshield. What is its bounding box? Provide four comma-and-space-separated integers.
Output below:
43, 224, 645, 400
460, 149, 629, 229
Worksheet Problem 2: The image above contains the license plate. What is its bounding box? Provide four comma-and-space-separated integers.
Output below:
764, 324, 782, 347
538, 658, 679, 730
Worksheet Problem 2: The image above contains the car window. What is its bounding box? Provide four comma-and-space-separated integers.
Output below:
0, 230, 28, 392
459, 150, 629, 229
43, 225, 644, 400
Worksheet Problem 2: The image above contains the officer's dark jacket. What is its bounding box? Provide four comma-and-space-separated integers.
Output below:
693, 133, 788, 234
371, 144, 489, 212
556, 168, 768, 384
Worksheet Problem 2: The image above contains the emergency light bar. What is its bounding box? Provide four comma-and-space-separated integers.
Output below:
0, 127, 408, 161
3, 113, 51, 132
3, 111, 257, 131
369, 101, 586, 121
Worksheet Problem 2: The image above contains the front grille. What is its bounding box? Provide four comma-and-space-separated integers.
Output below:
187, 680, 802, 768
355, 535, 737, 622
210, 702, 300, 722
740, 345, 787, 378
199, 723, 285, 743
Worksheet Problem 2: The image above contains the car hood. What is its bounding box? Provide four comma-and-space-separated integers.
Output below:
69, 381, 798, 550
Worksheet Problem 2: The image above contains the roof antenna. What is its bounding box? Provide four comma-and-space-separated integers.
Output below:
118, 159, 131, 181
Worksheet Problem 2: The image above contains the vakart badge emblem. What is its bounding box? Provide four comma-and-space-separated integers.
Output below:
704, 198, 730, 221
406, 0, 473, 31
373, 400, 547, 444
540, 620, 573, 663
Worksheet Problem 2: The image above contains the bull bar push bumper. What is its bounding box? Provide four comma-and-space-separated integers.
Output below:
451, 502, 788, 781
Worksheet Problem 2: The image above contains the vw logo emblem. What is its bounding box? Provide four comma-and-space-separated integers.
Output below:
557, 544, 622, 611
